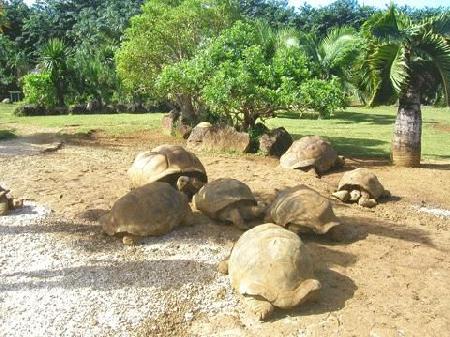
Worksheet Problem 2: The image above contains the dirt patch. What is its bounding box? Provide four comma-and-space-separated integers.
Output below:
433, 122, 450, 132
0, 133, 449, 337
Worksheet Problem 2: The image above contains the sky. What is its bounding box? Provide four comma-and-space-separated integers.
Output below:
288, 0, 450, 7
22, 0, 450, 8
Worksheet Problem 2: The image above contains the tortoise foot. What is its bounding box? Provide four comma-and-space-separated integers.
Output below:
245, 296, 274, 321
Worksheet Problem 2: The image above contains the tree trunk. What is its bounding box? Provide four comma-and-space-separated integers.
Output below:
176, 94, 196, 124
391, 85, 422, 167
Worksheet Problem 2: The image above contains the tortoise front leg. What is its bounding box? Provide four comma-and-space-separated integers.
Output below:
219, 207, 250, 230
244, 296, 274, 321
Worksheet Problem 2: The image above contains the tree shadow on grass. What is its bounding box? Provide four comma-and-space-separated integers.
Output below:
276, 110, 396, 125
334, 110, 396, 125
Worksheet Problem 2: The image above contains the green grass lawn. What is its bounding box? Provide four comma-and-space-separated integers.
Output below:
0, 104, 163, 137
1, 104, 449, 160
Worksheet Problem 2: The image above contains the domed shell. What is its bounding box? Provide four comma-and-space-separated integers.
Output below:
100, 182, 192, 237
193, 178, 256, 216
338, 168, 385, 199
228, 223, 318, 308
127, 144, 207, 188
266, 185, 340, 234
280, 136, 339, 173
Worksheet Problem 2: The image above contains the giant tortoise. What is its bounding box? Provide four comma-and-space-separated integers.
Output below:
280, 136, 344, 176
218, 223, 321, 320
100, 182, 193, 245
127, 144, 207, 199
193, 178, 265, 230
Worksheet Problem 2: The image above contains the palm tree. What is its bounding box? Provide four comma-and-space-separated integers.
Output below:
40, 39, 71, 107
361, 6, 450, 167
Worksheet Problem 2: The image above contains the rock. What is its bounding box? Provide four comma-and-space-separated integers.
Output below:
174, 123, 192, 139
47, 106, 68, 115
2, 98, 11, 104
115, 104, 127, 113
69, 105, 87, 114
381, 189, 391, 199
331, 190, 350, 202
349, 189, 361, 202
14, 105, 47, 116
188, 124, 250, 153
86, 100, 102, 113
259, 127, 293, 157
187, 122, 212, 149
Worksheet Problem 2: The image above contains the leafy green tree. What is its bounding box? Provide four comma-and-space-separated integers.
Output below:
116, 0, 238, 121
39, 38, 71, 106
362, 6, 450, 167
239, 0, 296, 29
157, 21, 314, 130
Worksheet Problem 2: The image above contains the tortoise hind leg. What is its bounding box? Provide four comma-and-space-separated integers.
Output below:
244, 296, 274, 321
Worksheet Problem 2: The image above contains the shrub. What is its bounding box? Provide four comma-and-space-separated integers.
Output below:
299, 78, 347, 119
21, 73, 57, 107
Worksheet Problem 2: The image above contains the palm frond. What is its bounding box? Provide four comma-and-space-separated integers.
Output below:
362, 4, 408, 44
276, 28, 300, 49
320, 26, 360, 70
369, 44, 408, 105
422, 14, 450, 38
415, 32, 450, 105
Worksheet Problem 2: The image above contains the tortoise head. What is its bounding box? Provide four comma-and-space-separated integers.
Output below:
176, 175, 204, 200
99, 212, 116, 236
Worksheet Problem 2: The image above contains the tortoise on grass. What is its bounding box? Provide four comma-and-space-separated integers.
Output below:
0, 186, 23, 216
265, 184, 343, 239
193, 178, 265, 230
332, 168, 390, 208
218, 223, 321, 320
127, 144, 207, 199
100, 182, 193, 245
280, 136, 344, 176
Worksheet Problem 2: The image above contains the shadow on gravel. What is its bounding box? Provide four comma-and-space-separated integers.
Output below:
1, 259, 215, 292
269, 268, 357, 321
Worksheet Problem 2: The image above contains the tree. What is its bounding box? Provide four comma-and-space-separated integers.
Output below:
115, 0, 238, 121
362, 6, 450, 167
39, 38, 71, 106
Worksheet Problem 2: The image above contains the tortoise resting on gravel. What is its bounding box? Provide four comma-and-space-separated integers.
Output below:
100, 182, 193, 245
193, 178, 265, 230
332, 168, 390, 208
218, 223, 321, 320
127, 144, 207, 199
280, 136, 344, 176
265, 184, 343, 239
0, 186, 23, 216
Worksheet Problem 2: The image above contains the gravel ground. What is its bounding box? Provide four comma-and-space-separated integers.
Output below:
0, 202, 240, 337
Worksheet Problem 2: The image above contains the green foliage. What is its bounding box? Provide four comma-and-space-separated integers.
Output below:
299, 78, 347, 119
116, 0, 237, 95
39, 38, 70, 106
361, 5, 450, 107
21, 72, 56, 107
157, 20, 314, 130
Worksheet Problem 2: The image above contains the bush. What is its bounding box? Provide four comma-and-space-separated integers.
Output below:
21, 73, 57, 107
299, 78, 347, 119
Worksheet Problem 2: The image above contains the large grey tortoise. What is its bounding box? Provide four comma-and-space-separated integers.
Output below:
127, 144, 207, 199
218, 223, 321, 320
332, 168, 390, 208
265, 184, 341, 237
193, 178, 265, 230
280, 136, 344, 176
0, 186, 23, 216
100, 182, 193, 245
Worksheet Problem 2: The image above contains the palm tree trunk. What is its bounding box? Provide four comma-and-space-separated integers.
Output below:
391, 86, 422, 167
